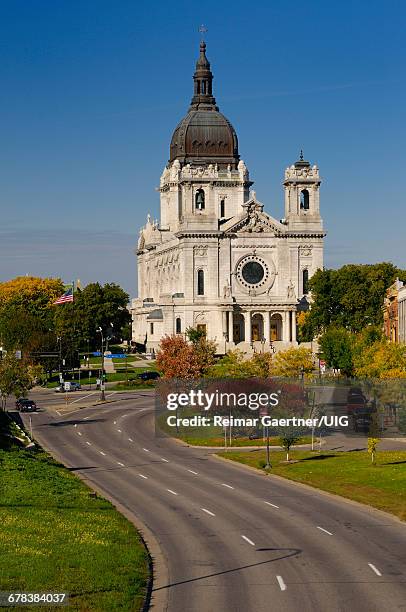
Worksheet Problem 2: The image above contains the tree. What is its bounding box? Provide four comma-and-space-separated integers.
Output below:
319, 326, 354, 376
270, 347, 314, 378
278, 430, 303, 462
186, 327, 207, 344
0, 354, 40, 410
193, 337, 217, 373
353, 340, 406, 379
156, 336, 202, 379
305, 263, 406, 337
208, 350, 272, 378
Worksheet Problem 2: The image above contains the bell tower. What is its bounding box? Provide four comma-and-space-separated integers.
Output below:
283, 151, 323, 232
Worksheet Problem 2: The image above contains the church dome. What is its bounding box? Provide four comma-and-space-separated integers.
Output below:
169, 42, 239, 168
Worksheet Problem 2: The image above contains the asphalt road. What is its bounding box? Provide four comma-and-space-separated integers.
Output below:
21, 393, 406, 612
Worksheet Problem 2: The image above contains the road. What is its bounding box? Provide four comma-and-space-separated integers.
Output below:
21, 392, 406, 612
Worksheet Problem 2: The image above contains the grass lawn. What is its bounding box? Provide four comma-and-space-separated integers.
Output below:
176, 433, 312, 447
217, 448, 406, 520
0, 413, 150, 610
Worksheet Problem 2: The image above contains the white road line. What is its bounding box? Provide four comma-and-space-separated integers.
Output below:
128, 438, 133, 442
117, 429, 122, 433
117, 462, 125, 467
138, 474, 148, 479
105, 392, 117, 397
317, 526, 333, 536
188, 469, 198, 475
368, 563, 382, 576
56, 410, 61, 416
161, 458, 169, 462
264, 501, 279, 509
69, 392, 97, 404
86, 441, 91, 446
83, 416, 89, 420
277, 575, 287, 591
113, 421, 117, 425
241, 535, 255, 546
167, 489, 178, 496
201, 508, 215, 517
77, 432, 82, 436
99, 451, 106, 456
143, 448, 150, 453
74, 424, 77, 428
221, 483, 234, 489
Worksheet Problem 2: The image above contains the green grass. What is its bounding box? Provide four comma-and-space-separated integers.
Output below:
0, 414, 150, 610
177, 434, 312, 447
217, 448, 406, 520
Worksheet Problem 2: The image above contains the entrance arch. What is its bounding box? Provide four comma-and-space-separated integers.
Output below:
251, 313, 264, 342
233, 313, 244, 343
270, 313, 282, 341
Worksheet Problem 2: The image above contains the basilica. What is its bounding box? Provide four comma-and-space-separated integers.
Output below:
131, 41, 325, 354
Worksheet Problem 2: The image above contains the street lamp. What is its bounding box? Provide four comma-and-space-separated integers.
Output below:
96, 327, 105, 401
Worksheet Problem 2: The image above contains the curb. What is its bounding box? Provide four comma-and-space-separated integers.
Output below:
27, 426, 169, 612
211, 453, 406, 525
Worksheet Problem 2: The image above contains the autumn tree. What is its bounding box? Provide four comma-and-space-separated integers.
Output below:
156, 335, 202, 379
0, 354, 41, 410
270, 347, 314, 378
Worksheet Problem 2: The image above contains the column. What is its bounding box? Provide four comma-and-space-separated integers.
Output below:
244, 312, 251, 343
282, 311, 290, 342
291, 310, 297, 343
222, 311, 227, 336
263, 312, 270, 343
227, 311, 233, 341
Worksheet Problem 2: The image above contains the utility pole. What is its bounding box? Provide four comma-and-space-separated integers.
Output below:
97, 327, 105, 401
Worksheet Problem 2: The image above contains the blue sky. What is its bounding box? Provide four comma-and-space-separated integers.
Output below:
1, 0, 405, 296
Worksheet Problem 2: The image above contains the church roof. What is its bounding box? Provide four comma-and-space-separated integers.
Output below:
169, 41, 239, 168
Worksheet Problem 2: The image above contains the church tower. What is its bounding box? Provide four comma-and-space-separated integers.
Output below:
159, 41, 252, 232
283, 151, 323, 233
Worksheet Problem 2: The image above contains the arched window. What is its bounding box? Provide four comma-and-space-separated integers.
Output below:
197, 269, 205, 296
201, 80, 206, 94
220, 198, 225, 218
300, 189, 310, 210
303, 269, 309, 295
176, 317, 182, 334
195, 189, 205, 210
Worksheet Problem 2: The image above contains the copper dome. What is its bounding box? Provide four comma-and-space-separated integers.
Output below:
169, 42, 239, 168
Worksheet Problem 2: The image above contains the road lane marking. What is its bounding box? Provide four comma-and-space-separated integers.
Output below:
74, 424, 77, 428
128, 438, 133, 442
117, 429, 122, 433
117, 462, 125, 467
69, 392, 97, 404
138, 474, 148, 479
167, 489, 178, 496
188, 469, 198, 475
221, 483, 234, 489
264, 501, 279, 509
86, 441, 91, 446
241, 535, 255, 546
113, 421, 117, 425
277, 576, 287, 591
368, 563, 382, 576
77, 432, 82, 436
201, 508, 215, 517
143, 448, 150, 453
83, 416, 89, 420
106, 392, 117, 397
161, 458, 169, 462
317, 526, 333, 536
99, 451, 106, 456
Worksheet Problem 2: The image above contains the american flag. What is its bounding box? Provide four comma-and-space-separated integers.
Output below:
53, 287, 74, 305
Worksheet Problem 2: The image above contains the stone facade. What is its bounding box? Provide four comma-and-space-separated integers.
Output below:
383, 279, 404, 343
398, 285, 406, 344
131, 43, 325, 354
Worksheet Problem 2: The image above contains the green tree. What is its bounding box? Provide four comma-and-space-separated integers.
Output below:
306, 263, 406, 336
319, 326, 354, 376
0, 354, 40, 410
270, 347, 314, 378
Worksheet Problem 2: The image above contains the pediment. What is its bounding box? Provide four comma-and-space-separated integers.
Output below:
223, 210, 286, 236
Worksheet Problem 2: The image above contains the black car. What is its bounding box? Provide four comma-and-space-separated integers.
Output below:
15, 398, 37, 412
138, 371, 161, 381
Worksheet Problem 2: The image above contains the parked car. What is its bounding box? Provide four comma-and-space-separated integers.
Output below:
55, 381, 82, 392
138, 371, 161, 381
15, 398, 37, 412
